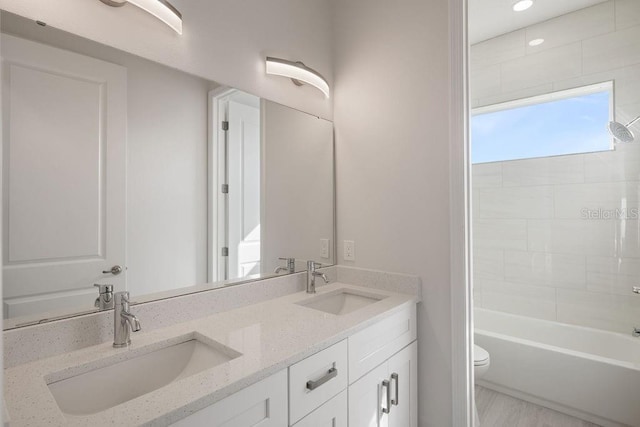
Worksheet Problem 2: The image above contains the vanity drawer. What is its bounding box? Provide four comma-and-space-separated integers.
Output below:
348, 303, 416, 383
289, 339, 348, 424
172, 370, 287, 427
292, 389, 347, 427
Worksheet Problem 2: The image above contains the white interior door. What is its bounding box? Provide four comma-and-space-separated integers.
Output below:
227, 99, 261, 279
1, 34, 127, 320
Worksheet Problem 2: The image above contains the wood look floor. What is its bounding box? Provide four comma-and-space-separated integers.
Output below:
476, 386, 602, 427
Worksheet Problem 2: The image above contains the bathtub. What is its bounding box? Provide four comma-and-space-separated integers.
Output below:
475, 308, 640, 427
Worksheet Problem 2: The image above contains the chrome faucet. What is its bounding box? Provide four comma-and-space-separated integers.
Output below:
94, 284, 114, 310
113, 291, 141, 348
275, 257, 296, 274
307, 260, 329, 294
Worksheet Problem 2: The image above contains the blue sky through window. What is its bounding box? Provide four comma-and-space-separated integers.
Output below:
471, 91, 611, 164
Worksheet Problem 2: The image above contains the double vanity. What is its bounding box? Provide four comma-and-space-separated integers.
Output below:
4, 269, 420, 426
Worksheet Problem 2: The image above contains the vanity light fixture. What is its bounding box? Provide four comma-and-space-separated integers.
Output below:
528, 38, 545, 46
513, 0, 533, 12
265, 57, 330, 98
99, 0, 182, 35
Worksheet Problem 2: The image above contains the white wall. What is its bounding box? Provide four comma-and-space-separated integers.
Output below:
331, 1, 454, 425
0, 0, 333, 120
471, 0, 640, 334
262, 100, 334, 274
1, 16, 213, 296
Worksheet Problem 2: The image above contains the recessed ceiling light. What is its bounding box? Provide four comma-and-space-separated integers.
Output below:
528, 38, 545, 46
513, 0, 533, 12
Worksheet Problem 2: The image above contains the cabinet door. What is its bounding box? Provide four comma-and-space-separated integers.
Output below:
348, 362, 390, 427
388, 342, 418, 427
172, 370, 287, 427
293, 390, 347, 427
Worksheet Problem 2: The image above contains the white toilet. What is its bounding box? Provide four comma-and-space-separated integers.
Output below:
473, 345, 491, 426
474, 344, 490, 379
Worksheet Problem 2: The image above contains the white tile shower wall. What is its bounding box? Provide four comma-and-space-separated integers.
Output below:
471, 0, 640, 334
470, 0, 640, 122
472, 154, 640, 333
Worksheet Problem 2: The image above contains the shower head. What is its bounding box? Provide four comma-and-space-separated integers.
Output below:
608, 115, 640, 143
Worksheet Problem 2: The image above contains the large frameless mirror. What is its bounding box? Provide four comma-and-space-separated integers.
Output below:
1, 11, 335, 329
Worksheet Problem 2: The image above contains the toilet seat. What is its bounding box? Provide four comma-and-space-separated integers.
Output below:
474, 345, 490, 367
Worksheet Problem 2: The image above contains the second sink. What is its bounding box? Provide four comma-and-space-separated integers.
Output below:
296, 288, 387, 315
47, 333, 241, 416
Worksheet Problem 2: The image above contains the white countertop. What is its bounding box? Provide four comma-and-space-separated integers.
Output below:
4, 282, 418, 426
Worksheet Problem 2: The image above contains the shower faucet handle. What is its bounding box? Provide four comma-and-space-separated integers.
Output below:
633, 286, 640, 295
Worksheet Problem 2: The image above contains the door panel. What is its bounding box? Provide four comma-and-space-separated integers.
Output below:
1, 34, 126, 319
388, 342, 418, 427
227, 99, 260, 279
348, 362, 389, 427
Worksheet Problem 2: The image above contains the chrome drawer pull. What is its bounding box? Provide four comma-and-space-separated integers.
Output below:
306, 367, 337, 390
382, 379, 391, 414
391, 373, 399, 406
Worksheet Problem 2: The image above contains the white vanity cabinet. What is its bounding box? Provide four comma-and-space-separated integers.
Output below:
172, 370, 288, 427
348, 302, 417, 427
173, 302, 417, 427
348, 342, 418, 427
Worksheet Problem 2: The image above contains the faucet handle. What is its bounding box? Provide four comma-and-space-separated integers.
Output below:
307, 260, 324, 269
94, 283, 114, 294
633, 286, 640, 294
276, 258, 296, 273
114, 291, 131, 307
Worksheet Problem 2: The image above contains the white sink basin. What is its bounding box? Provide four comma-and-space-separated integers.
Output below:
47, 334, 241, 416
297, 289, 387, 315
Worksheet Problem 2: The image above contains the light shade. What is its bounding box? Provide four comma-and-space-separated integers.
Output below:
513, 0, 533, 12
127, 0, 182, 34
266, 57, 330, 98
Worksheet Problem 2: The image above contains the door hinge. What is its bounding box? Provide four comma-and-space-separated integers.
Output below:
221, 184, 229, 194
222, 121, 229, 131
221, 247, 229, 257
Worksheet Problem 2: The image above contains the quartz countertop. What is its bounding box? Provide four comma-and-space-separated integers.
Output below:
4, 282, 419, 426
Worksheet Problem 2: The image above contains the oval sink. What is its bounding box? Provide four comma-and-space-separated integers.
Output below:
47, 334, 241, 416
296, 288, 387, 315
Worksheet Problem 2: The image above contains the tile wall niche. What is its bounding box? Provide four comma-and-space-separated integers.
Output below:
471, 0, 640, 334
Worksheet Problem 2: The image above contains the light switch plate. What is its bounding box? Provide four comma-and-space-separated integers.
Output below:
320, 239, 330, 259
344, 240, 355, 261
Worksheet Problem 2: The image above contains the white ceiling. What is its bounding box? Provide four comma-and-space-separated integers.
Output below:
469, 0, 609, 44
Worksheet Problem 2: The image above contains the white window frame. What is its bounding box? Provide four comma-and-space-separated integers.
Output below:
471, 81, 616, 155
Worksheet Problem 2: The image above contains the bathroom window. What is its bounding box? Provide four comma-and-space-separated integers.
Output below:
471, 82, 613, 164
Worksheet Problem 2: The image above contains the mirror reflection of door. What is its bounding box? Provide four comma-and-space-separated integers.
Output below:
1, 35, 127, 319
217, 91, 262, 281
1, 10, 336, 327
